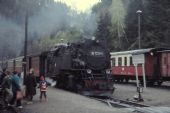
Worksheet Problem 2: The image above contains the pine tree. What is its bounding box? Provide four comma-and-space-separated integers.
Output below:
95, 12, 112, 49
143, 0, 170, 48
125, 0, 170, 49
109, 0, 127, 50
124, 0, 144, 49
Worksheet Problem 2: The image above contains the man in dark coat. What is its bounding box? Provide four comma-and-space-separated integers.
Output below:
25, 68, 37, 104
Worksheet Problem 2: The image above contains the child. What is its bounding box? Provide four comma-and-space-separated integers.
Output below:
39, 76, 48, 101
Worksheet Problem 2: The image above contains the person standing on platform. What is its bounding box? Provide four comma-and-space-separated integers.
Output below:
39, 76, 48, 102
10, 71, 23, 108
1, 71, 12, 104
0, 69, 6, 84
25, 68, 37, 104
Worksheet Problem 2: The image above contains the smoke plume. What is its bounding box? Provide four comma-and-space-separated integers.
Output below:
0, 1, 97, 60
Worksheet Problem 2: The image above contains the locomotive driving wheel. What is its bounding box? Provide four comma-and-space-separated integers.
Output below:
125, 78, 129, 83
67, 75, 76, 91
147, 81, 154, 86
56, 75, 67, 89
157, 81, 163, 86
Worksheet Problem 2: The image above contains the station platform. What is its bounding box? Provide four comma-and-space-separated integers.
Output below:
20, 87, 123, 113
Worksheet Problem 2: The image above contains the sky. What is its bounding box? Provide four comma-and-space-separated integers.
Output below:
55, 0, 100, 12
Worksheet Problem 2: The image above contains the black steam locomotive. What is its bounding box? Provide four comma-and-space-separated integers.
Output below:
46, 39, 114, 96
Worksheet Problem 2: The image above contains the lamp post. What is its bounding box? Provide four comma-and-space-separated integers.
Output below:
136, 10, 142, 49
23, 13, 28, 80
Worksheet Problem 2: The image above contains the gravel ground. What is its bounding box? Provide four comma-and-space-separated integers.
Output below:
113, 82, 170, 107
20, 88, 126, 113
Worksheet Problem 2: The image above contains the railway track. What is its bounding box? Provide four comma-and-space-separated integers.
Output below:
89, 96, 170, 113
115, 81, 170, 89
56, 86, 170, 112
90, 96, 149, 108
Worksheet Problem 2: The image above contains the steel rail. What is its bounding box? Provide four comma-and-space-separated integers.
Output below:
109, 97, 150, 107
89, 96, 150, 108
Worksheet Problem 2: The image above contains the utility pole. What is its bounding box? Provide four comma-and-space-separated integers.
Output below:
136, 10, 142, 49
23, 13, 28, 82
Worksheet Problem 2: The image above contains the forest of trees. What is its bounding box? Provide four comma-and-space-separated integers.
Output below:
0, 0, 170, 60
93, 0, 170, 51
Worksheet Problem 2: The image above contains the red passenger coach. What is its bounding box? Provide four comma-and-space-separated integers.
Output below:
0, 51, 48, 86
27, 55, 40, 77
14, 57, 24, 73
111, 48, 170, 85
4, 56, 24, 73
0, 53, 47, 79
26, 53, 47, 78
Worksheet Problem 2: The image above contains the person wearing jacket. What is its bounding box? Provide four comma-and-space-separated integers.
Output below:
39, 76, 48, 102
1, 71, 11, 104
0, 69, 6, 84
25, 68, 37, 104
9, 71, 22, 108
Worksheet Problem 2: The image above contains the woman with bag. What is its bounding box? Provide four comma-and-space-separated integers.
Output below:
9, 71, 23, 109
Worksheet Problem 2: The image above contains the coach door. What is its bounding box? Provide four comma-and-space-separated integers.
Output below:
40, 55, 47, 77
161, 53, 170, 77
168, 53, 170, 77
153, 56, 160, 78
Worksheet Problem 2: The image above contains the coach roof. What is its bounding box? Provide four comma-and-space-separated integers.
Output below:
110, 48, 170, 56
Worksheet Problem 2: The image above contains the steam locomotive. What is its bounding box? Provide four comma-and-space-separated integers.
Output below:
0, 39, 114, 96
46, 39, 114, 96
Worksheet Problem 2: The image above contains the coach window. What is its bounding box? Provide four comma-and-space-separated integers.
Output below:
16, 61, 19, 67
124, 57, 127, 66
164, 57, 167, 64
112, 58, 115, 66
118, 57, 122, 66
130, 57, 133, 66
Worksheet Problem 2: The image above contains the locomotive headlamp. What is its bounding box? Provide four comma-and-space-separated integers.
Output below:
150, 52, 153, 56
96, 40, 99, 43
106, 69, 111, 74
87, 69, 92, 74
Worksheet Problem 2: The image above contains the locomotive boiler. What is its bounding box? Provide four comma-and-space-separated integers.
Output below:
46, 39, 114, 96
